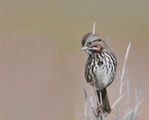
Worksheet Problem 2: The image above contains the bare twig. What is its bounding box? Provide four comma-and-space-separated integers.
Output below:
93, 22, 96, 34
124, 72, 131, 120
111, 94, 125, 109
115, 43, 131, 120
84, 102, 88, 120
121, 110, 133, 120
83, 89, 98, 119
88, 97, 93, 120
132, 89, 144, 120
120, 43, 131, 95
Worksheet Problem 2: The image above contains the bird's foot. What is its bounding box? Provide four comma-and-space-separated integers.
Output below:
96, 104, 103, 116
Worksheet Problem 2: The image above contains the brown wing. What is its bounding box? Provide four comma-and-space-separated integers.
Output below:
85, 57, 93, 83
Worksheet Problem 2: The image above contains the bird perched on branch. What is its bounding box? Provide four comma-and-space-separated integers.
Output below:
80, 32, 117, 115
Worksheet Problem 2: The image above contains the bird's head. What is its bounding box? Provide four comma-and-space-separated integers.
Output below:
80, 33, 108, 54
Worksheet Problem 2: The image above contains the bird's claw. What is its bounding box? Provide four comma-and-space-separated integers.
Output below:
96, 104, 103, 115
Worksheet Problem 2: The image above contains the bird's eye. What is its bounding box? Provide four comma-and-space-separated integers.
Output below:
88, 42, 92, 45
98, 39, 102, 42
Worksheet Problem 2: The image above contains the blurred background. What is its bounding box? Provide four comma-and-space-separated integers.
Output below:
0, 0, 148, 120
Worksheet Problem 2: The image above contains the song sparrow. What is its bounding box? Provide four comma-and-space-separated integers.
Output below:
81, 33, 117, 115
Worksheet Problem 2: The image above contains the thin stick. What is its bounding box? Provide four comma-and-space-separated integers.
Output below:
120, 43, 131, 96
83, 88, 98, 119
116, 43, 131, 119
93, 21, 96, 34
121, 110, 133, 120
88, 97, 94, 120
132, 89, 144, 120
125, 72, 131, 120
111, 94, 125, 109
84, 102, 88, 120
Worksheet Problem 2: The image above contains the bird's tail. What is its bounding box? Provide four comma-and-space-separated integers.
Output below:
97, 88, 111, 115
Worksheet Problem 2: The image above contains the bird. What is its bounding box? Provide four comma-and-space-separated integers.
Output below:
80, 33, 117, 115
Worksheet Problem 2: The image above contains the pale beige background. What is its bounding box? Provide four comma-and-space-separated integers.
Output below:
0, 0, 148, 120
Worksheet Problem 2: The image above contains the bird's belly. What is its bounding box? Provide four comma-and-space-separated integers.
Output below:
94, 69, 110, 90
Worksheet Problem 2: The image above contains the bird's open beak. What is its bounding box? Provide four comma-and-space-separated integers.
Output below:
80, 46, 88, 51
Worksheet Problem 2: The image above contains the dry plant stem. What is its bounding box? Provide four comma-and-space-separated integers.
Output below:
88, 97, 94, 120
84, 102, 88, 120
121, 110, 133, 120
132, 89, 144, 120
111, 93, 125, 109
124, 72, 131, 120
93, 22, 96, 34
116, 43, 131, 119
83, 89, 98, 119
120, 43, 131, 95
